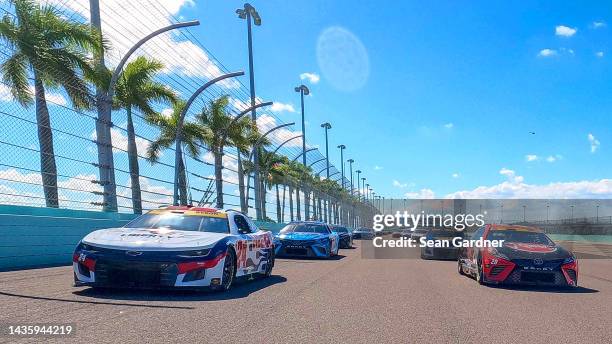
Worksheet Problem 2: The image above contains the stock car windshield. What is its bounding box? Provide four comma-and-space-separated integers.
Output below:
124, 213, 230, 233
428, 229, 463, 238
332, 227, 348, 233
487, 230, 554, 245
280, 223, 330, 234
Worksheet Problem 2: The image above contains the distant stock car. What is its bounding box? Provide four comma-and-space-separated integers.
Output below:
457, 224, 578, 287
420, 228, 464, 260
352, 227, 375, 240
73, 206, 275, 292
275, 221, 340, 258
330, 225, 353, 248
410, 228, 428, 242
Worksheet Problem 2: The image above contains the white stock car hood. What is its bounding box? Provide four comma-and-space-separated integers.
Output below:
82, 227, 230, 251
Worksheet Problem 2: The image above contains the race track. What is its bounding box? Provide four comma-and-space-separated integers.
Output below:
1, 241, 611, 344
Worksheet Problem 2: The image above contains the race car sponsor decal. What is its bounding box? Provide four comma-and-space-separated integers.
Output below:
236, 240, 248, 269
505, 242, 557, 253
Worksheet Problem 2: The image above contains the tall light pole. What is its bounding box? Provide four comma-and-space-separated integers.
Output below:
237, 3, 263, 219
347, 159, 354, 195
362, 178, 367, 201
337, 145, 346, 189
356, 170, 362, 199
321, 122, 332, 178
294, 85, 310, 219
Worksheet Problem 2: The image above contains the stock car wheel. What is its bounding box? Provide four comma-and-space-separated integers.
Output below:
263, 247, 275, 277
475, 258, 485, 285
211, 248, 236, 292
458, 260, 465, 275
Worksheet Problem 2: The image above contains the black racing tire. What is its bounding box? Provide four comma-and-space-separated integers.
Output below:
458, 260, 465, 276
210, 247, 236, 292
263, 247, 275, 278
326, 242, 332, 259
475, 257, 485, 285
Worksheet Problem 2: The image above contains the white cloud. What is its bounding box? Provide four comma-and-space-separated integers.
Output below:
555, 25, 577, 37
591, 21, 606, 29
538, 49, 557, 57
299, 72, 320, 84
0, 84, 16, 102
446, 169, 612, 199
452, 173, 460, 179
499, 168, 524, 184
546, 154, 563, 163
374, 165, 383, 170
588, 133, 600, 153
525, 154, 539, 162
444, 123, 454, 129
596, 51, 604, 58
392, 180, 408, 188
405, 189, 435, 199
270, 102, 296, 113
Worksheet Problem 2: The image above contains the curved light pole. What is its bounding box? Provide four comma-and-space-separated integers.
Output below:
295, 84, 310, 219
217, 101, 272, 211
308, 157, 327, 168
321, 122, 332, 178
329, 171, 340, 179
95, 19, 200, 212
347, 159, 354, 194
292, 147, 317, 162
337, 145, 346, 189
356, 170, 362, 199
244, 122, 296, 211
173, 71, 245, 205
316, 166, 330, 175
270, 135, 303, 157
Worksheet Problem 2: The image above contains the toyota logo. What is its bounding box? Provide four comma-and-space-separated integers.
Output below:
126, 251, 143, 256
533, 258, 543, 265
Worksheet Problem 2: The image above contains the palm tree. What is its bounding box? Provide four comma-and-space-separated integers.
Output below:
113, 57, 177, 214
195, 95, 250, 209
239, 123, 270, 213
146, 100, 206, 205
0, 0, 105, 207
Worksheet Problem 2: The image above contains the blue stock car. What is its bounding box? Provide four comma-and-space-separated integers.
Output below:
275, 221, 340, 258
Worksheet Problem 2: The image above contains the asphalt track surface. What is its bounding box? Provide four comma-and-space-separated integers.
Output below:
1, 240, 611, 344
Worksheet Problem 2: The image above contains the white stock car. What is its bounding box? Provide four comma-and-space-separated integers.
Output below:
73, 206, 275, 291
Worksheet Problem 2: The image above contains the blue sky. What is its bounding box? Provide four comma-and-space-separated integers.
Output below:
189, 0, 611, 198
1, 0, 611, 210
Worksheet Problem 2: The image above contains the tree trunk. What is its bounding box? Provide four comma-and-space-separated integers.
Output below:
34, 75, 59, 208
214, 149, 223, 208
317, 195, 322, 222
296, 187, 301, 221
289, 185, 294, 221
237, 153, 247, 213
261, 178, 267, 220
276, 184, 281, 223
281, 185, 286, 221
178, 157, 188, 205
126, 107, 142, 214
304, 183, 310, 220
